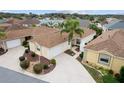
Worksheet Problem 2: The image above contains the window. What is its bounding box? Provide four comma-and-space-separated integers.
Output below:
98, 54, 111, 66
35, 44, 41, 51
37, 48, 40, 51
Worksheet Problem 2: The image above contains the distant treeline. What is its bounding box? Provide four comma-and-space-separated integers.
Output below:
0, 12, 124, 20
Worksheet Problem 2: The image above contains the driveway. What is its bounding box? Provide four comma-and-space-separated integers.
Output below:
0, 46, 95, 83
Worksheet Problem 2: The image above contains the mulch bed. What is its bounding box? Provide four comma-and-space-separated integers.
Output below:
0, 48, 7, 56
75, 47, 80, 52
23, 51, 55, 75
64, 49, 75, 56
76, 56, 82, 62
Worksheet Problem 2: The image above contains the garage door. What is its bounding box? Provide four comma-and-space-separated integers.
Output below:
6, 39, 21, 49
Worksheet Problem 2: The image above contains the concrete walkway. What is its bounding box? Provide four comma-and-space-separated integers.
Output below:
0, 46, 95, 83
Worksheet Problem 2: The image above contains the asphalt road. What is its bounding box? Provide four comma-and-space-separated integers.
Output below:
0, 67, 47, 83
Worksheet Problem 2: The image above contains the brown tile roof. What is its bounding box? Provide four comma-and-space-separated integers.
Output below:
0, 23, 11, 27
85, 29, 124, 58
20, 18, 40, 25
6, 18, 23, 24
6, 24, 28, 31
0, 26, 95, 48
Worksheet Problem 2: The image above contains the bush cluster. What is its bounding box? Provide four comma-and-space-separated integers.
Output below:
20, 60, 30, 69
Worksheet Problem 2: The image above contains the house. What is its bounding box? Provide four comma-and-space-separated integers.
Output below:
102, 20, 124, 32
20, 18, 40, 27
0, 19, 7, 24
83, 29, 124, 73
79, 19, 91, 28
29, 27, 95, 59
0, 26, 95, 59
6, 18, 23, 25
40, 18, 64, 27
0, 23, 12, 30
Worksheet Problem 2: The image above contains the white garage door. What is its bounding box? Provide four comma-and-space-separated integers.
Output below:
6, 39, 21, 49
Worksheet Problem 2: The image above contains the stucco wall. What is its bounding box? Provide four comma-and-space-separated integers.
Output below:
111, 57, 124, 73
80, 33, 95, 51
84, 49, 124, 73
29, 42, 42, 56
29, 41, 70, 59
49, 41, 71, 59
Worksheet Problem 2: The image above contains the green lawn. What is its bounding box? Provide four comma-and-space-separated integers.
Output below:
83, 64, 103, 83
83, 64, 119, 83
102, 74, 119, 83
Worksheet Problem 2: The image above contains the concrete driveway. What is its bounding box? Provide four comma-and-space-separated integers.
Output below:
0, 46, 95, 83
44, 53, 95, 83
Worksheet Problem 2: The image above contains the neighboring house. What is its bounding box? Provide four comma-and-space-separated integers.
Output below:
0, 26, 95, 59
83, 29, 124, 73
0, 23, 12, 30
0, 19, 7, 24
102, 20, 124, 32
20, 18, 40, 27
72, 28, 95, 51
6, 18, 23, 25
79, 19, 91, 28
40, 18, 64, 27
6, 24, 27, 31
106, 17, 119, 23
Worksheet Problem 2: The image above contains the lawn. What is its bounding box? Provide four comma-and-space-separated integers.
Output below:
83, 64, 119, 83
83, 64, 103, 83
102, 74, 119, 83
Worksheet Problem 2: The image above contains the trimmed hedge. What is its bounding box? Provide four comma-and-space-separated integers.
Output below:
33, 63, 42, 74
19, 56, 25, 61
108, 69, 114, 75
50, 59, 56, 65
25, 49, 29, 53
31, 52, 36, 57
43, 64, 49, 69
20, 60, 30, 69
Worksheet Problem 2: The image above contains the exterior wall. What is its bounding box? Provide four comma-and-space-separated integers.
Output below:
41, 46, 49, 58
29, 41, 70, 59
111, 57, 124, 73
84, 49, 124, 73
97, 23, 102, 28
29, 42, 42, 56
2, 38, 24, 50
49, 41, 71, 59
80, 33, 95, 51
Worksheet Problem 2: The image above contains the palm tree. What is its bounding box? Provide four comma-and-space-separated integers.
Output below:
61, 18, 84, 49
0, 31, 6, 39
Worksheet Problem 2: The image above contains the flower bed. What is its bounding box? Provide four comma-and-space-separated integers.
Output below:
19, 50, 56, 75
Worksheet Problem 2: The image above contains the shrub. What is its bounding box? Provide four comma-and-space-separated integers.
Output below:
79, 52, 84, 60
43, 64, 49, 69
19, 56, 25, 61
50, 59, 56, 65
22, 41, 28, 46
108, 69, 114, 75
22, 41, 29, 47
25, 49, 29, 53
20, 60, 30, 69
33, 63, 42, 74
119, 66, 124, 82
115, 73, 120, 80
31, 52, 36, 57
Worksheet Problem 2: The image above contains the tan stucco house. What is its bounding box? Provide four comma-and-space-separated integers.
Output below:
83, 29, 124, 73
